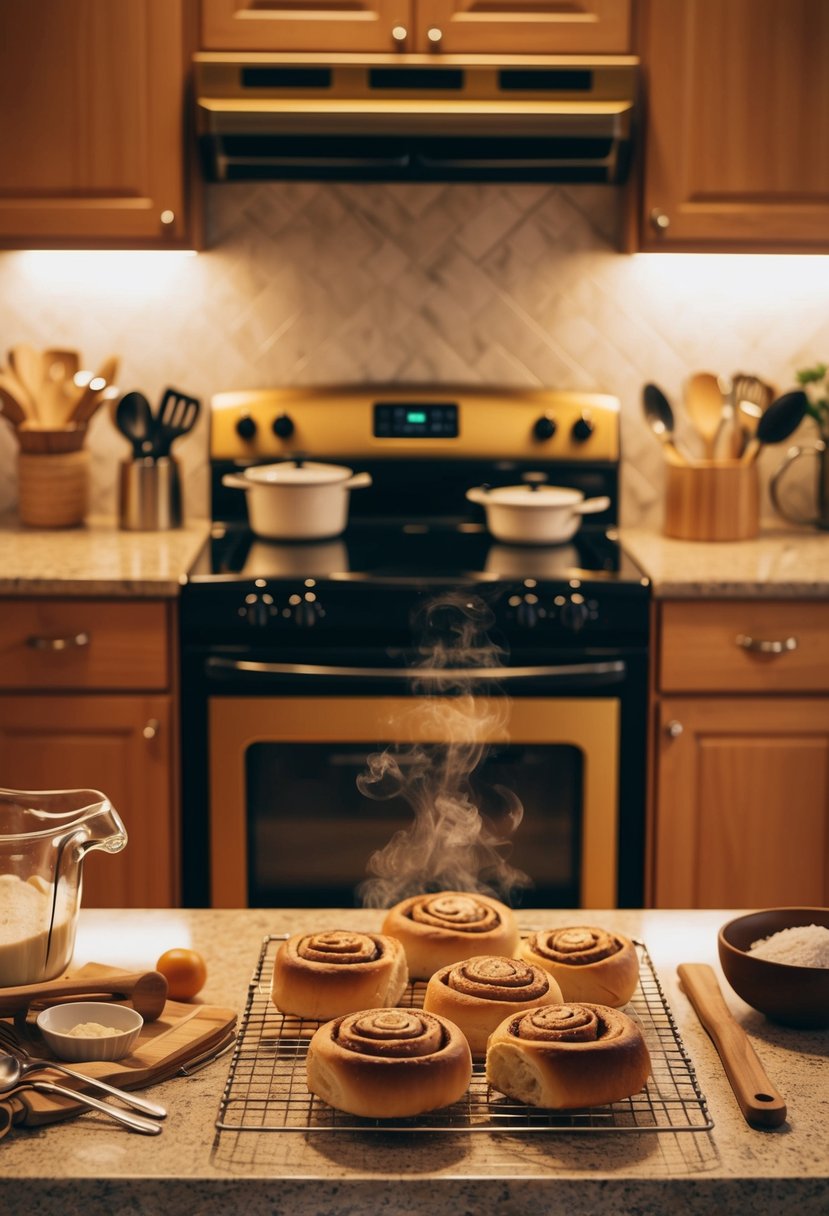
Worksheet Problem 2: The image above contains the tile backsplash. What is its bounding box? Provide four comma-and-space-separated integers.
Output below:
1, 181, 828, 528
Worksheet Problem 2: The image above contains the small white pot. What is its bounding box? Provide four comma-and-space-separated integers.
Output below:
222, 461, 372, 540
466, 484, 610, 546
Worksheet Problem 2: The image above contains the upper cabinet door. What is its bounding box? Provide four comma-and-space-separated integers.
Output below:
200, 0, 630, 54
639, 0, 829, 252
0, 0, 197, 250
200, 0, 411, 53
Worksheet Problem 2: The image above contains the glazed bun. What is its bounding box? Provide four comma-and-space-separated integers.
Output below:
423, 955, 563, 1057
306, 1007, 472, 1118
382, 891, 519, 980
518, 926, 639, 1007
271, 930, 408, 1020
486, 1002, 651, 1110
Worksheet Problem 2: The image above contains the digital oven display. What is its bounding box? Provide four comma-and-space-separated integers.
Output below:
373, 402, 459, 438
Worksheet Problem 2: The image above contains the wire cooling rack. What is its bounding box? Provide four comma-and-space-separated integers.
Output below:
215, 934, 713, 1134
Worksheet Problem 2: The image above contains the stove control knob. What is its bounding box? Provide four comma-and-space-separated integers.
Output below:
559, 596, 590, 632
533, 414, 556, 441
293, 599, 323, 628
236, 415, 257, 441
240, 595, 274, 628
515, 600, 539, 629
571, 414, 594, 443
272, 413, 295, 439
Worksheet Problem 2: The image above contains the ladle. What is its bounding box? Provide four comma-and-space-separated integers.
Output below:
685, 371, 726, 459
741, 390, 808, 464
0, 1056, 161, 1135
0, 1044, 166, 1120
642, 383, 685, 464
115, 391, 156, 459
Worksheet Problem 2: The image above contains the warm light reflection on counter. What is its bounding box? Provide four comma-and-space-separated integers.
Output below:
73, 915, 193, 971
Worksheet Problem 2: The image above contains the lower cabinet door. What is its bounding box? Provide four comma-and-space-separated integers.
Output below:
0, 694, 177, 908
653, 697, 829, 908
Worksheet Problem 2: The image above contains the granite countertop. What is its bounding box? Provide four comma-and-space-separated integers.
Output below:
0, 514, 210, 597
619, 524, 829, 598
1, 907, 826, 1216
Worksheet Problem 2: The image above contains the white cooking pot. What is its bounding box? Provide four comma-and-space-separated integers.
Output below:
466, 483, 610, 546
222, 461, 372, 540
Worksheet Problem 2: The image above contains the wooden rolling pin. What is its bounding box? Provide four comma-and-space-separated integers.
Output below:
0, 970, 168, 1022
677, 963, 787, 1129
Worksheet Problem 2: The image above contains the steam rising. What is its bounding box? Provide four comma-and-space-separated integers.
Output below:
358, 592, 531, 908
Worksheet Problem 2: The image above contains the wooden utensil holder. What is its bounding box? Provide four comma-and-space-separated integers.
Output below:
18, 449, 89, 528
664, 461, 759, 542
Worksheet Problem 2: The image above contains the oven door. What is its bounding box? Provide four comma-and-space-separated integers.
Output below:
206, 666, 623, 908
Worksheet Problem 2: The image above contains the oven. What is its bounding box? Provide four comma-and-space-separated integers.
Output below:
180, 387, 649, 910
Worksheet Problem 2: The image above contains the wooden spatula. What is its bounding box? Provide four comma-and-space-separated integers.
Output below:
677, 963, 787, 1128
685, 372, 726, 460
0, 969, 168, 1022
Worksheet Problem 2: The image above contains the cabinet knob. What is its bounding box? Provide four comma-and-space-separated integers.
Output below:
143, 718, 160, 741
160, 210, 175, 226
427, 26, 443, 45
391, 24, 408, 45
665, 719, 684, 738
650, 209, 671, 232
736, 633, 798, 655
27, 631, 90, 651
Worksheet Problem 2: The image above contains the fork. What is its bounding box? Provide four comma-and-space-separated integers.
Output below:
0, 1024, 166, 1119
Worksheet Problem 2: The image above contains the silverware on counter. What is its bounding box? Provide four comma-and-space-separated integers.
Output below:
0, 1056, 162, 1135
677, 962, 787, 1129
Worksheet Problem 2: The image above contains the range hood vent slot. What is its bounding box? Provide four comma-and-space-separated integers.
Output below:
196, 54, 638, 185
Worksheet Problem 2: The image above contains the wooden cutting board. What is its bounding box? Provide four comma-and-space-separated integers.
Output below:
2, 962, 237, 1128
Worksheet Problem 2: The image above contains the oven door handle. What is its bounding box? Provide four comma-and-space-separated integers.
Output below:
204, 657, 627, 688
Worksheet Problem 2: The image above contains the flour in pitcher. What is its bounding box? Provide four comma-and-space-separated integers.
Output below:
0, 873, 73, 986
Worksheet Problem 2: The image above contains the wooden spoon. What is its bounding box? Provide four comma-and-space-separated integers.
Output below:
0, 969, 169, 1022
69, 355, 119, 426
8, 344, 45, 421
685, 372, 726, 460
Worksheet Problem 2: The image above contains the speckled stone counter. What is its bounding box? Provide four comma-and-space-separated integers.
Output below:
619, 524, 829, 598
0, 908, 826, 1216
0, 514, 210, 597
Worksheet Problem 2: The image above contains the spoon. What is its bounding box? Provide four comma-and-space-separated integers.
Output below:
642, 383, 685, 464
115, 391, 157, 459
741, 390, 808, 463
0, 1056, 161, 1135
0, 1048, 166, 1120
685, 371, 726, 459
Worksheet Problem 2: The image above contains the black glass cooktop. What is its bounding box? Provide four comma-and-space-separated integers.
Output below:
188, 520, 647, 587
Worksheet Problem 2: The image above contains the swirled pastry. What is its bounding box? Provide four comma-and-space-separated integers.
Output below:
423, 955, 563, 1057
518, 926, 639, 1007
271, 930, 408, 1020
486, 1003, 651, 1109
382, 891, 520, 979
306, 1007, 472, 1118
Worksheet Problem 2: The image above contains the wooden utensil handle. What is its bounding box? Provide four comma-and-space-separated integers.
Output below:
0, 970, 168, 1021
677, 963, 787, 1128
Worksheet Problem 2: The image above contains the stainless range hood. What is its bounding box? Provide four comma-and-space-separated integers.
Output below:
194, 54, 638, 184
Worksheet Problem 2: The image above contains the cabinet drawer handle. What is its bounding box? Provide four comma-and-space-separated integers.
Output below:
143, 718, 160, 741
391, 24, 408, 45
427, 26, 443, 45
26, 631, 90, 652
650, 208, 670, 231
665, 719, 684, 738
736, 633, 798, 655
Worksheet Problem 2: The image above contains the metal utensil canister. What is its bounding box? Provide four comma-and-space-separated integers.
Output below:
118, 456, 182, 531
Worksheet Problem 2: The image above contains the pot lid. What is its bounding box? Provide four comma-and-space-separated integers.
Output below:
242, 460, 354, 487
473, 484, 583, 509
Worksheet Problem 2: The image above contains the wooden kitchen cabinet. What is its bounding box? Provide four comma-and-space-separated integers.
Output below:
0, 0, 199, 250
637, 0, 829, 252
649, 600, 829, 908
0, 599, 180, 908
200, 0, 632, 55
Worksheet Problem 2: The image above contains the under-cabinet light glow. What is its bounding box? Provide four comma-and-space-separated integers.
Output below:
12, 249, 197, 295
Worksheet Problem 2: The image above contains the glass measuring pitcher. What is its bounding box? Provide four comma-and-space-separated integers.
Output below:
0, 788, 127, 986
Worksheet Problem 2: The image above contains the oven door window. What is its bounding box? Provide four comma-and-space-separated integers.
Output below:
208, 696, 619, 907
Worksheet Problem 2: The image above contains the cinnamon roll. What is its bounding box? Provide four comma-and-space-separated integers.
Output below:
382, 891, 519, 979
518, 925, 639, 1007
307, 1007, 472, 1118
271, 930, 408, 1020
486, 1003, 651, 1109
424, 955, 563, 1057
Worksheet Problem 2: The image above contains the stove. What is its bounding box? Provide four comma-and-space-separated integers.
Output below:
181, 387, 650, 910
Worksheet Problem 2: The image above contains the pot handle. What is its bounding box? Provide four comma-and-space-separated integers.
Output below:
222, 473, 250, 491
572, 495, 611, 517
345, 471, 373, 490
769, 441, 824, 525
465, 486, 489, 505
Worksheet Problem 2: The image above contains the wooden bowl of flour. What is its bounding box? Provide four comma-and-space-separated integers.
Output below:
718, 908, 829, 1029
